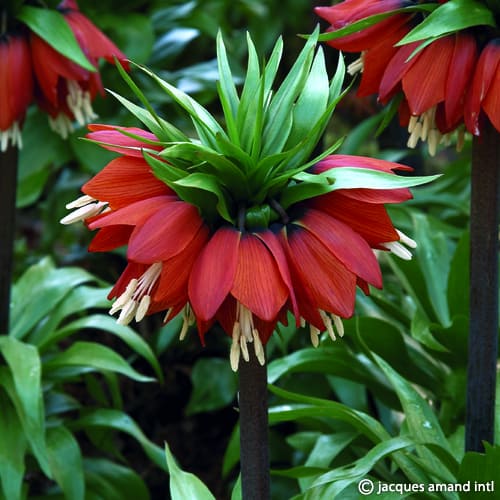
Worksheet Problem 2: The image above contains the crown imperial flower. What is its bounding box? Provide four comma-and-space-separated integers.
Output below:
316, 0, 500, 154
62, 31, 434, 369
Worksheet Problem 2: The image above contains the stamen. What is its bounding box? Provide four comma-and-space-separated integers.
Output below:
48, 114, 74, 139
109, 263, 162, 325
347, 53, 364, 76
382, 228, 417, 260
179, 304, 195, 340
230, 323, 241, 372
319, 309, 336, 341
66, 80, 98, 126
252, 329, 265, 366
310, 325, 320, 347
0, 122, 22, 152
60, 195, 108, 225
333, 315, 344, 338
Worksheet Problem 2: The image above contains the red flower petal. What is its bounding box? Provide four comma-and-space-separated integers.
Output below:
0, 35, 33, 131
231, 234, 289, 321
465, 39, 500, 135
127, 202, 204, 263
444, 33, 477, 130
296, 209, 382, 288
88, 195, 176, 229
315, 154, 412, 173
379, 42, 420, 104
255, 230, 299, 320
189, 227, 241, 321
87, 125, 162, 156
82, 156, 172, 209
281, 226, 357, 318
88, 225, 133, 252
153, 224, 210, 306
402, 36, 455, 115
310, 192, 399, 246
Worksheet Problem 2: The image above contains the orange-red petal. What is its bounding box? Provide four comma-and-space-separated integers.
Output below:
189, 227, 241, 321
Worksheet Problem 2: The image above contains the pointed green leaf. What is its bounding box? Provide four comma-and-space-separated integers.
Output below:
373, 354, 455, 482
165, 442, 216, 500
0, 391, 26, 500
44, 341, 155, 383
317, 4, 438, 42
107, 90, 187, 143
397, 0, 495, 46
17, 6, 95, 71
216, 32, 239, 144
84, 458, 151, 500
74, 409, 166, 470
46, 426, 84, 500
285, 46, 330, 149
0, 337, 50, 477
47, 315, 162, 382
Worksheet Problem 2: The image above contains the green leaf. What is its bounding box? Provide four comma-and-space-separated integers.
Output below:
46, 315, 162, 382
230, 474, 242, 500
0, 391, 26, 500
262, 29, 318, 156
306, 436, 415, 496
11, 258, 96, 339
84, 458, 151, 500
186, 358, 238, 415
165, 442, 216, 500
269, 385, 391, 444
74, 409, 166, 470
46, 426, 84, 500
281, 169, 440, 208
17, 6, 95, 71
0, 337, 50, 477
175, 173, 233, 221
447, 230, 470, 319
317, 4, 438, 42
373, 355, 455, 481
285, 46, 330, 149
107, 90, 187, 143
44, 341, 155, 383
216, 31, 240, 144
456, 444, 500, 496
137, 63, 227, 147
412, 213, 452, 326
397, 0, 496, 46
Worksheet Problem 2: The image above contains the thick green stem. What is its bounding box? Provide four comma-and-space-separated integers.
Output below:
465, 120, 499, 452
0, 145, 18, 333
239, 349, 270, 500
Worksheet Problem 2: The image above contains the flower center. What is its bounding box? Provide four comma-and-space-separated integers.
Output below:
109, 262, 162, 325
306, 311, 344, 347
347, 52, 365, 76
229, 302, 265, 371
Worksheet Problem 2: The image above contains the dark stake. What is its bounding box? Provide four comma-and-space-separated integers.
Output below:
238, 348, 270, 500
0, 145, 18, 334
466, 119, 500, 452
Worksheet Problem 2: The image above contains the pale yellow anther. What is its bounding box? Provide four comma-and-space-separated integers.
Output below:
252, 329, 265, 366
117, 300, 138, 325
310, 325, 320, 348
135, 295, 150, 322
333, 315, 344, 338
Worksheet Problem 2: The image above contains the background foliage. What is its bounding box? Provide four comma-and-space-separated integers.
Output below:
3, 0, 499, 499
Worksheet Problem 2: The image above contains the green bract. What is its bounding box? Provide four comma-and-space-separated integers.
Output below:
112, 30, 437, 227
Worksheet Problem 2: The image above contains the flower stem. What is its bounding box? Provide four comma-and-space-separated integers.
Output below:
0, 145, 18, 333
465, 119, 499, 452
239, 348, 270, 499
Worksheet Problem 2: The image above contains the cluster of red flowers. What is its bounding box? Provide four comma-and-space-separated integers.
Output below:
0, 0, 127, 151
62, 126, 416, 370
316, 0, 500, 154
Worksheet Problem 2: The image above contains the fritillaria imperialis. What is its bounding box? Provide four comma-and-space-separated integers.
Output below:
0, 0, 126, 150
62, 32, 435, 370
316, 0, 500, 155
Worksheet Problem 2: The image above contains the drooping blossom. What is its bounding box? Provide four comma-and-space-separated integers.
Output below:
30, 0, 128, 138
0, 33, 33, 151
61, 33, 431, 370
315, 0, 499, 154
